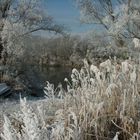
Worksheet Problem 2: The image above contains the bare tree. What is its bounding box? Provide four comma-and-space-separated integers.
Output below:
75, 0, 140, 47
0, 0, 65, 65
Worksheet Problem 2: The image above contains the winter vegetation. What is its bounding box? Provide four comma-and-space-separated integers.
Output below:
1, 58, 140, 139
0, 0, 140, 140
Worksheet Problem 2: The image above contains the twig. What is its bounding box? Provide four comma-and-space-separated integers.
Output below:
111, 120, 133, 137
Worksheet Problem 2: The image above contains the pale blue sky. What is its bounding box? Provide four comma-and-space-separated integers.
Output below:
43, 0, 94, 33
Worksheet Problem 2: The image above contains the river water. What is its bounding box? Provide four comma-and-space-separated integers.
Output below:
22, 65, 72, 97
34, 65, 72, 87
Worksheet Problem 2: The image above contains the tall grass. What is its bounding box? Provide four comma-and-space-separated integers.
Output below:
1, 58, 140, 140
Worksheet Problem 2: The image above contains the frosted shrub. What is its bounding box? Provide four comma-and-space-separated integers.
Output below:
1, 20, 25, 60
51, 124, 65, 140
130, 65, 137, 84
44, 82, 64, 99
20, 98, 41, 140
121, 60, 133, 74
105, 83, 118, 97
71, 68, 81, 88
90, 64, 99, 74
99, 59, 112, 73
44, 81, 55, 99
5, 98, 50, 140
1, 115, 18, 140
133, 38, 140, 48
1, 58, 140, 140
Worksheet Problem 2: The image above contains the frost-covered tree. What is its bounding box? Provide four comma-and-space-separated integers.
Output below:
75, 0, 140, 47
0, 0, 64, 65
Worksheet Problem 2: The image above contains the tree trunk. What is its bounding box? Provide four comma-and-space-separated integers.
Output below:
0, 39, 3, 59
0, 18, 4, 63
0, 20, 3, 60
0, 18, 8, 65
0, 25, 6, 65
0, 0, 12, 64
0, 35, 7, 65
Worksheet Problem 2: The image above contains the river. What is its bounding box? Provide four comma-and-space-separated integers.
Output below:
22, 65, 72, 97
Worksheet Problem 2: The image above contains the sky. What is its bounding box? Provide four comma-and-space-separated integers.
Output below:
41, 0, 95, 35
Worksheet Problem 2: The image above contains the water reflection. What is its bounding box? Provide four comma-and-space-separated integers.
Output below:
31, 65, 72, 89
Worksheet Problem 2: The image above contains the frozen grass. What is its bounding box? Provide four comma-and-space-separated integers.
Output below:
1, 58, 140, 140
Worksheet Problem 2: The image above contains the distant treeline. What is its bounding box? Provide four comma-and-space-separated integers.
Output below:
6, 33, 138, 69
